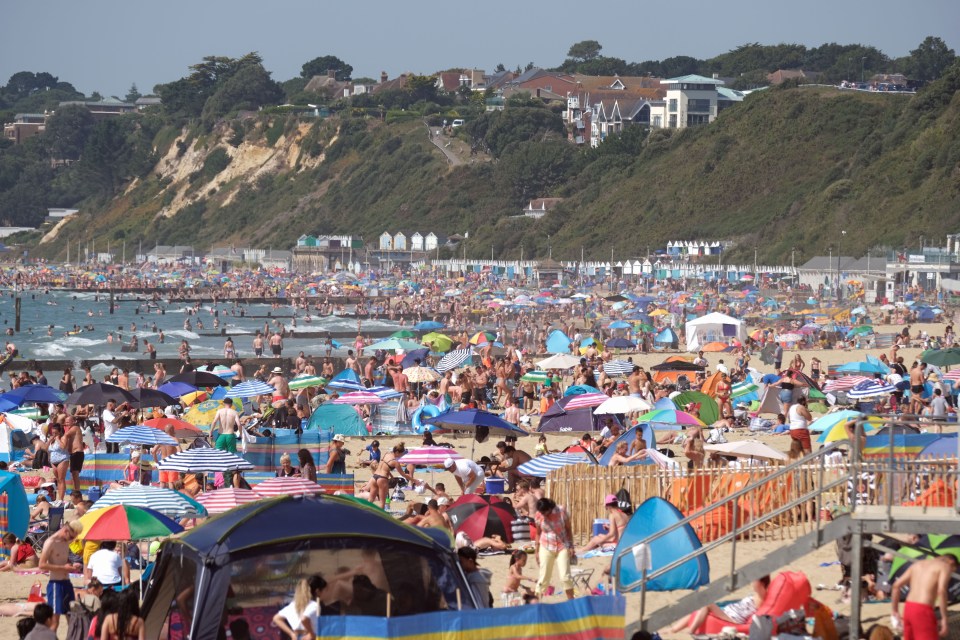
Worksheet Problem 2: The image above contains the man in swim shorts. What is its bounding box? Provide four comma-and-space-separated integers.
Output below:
38, 520, 84, 632
892, 553, 956, 639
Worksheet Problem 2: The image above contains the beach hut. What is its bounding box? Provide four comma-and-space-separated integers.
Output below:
140, 494, 478, 638
684, 312, 746, 352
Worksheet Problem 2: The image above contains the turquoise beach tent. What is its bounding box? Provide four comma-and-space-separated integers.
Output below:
0, 471, 29, 539
612, 497, 709, 592
598, 425, 657, 466
546, 330, 572, 354
307, 404, 368, 436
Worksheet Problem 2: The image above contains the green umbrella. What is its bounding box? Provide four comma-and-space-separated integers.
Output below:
888, 535, 960, 602
672, 391, 720, 425
391, 330, 417, 339
422, 332, 454, 352
921, 348, 960, 367
847, 326, 874, 336
520, 371, 551, 384
289, 375, 327, 390
636, 323, 656, 333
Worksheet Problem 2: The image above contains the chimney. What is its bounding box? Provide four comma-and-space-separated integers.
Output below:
327, 69, 336, 80
381, 71, 388, 84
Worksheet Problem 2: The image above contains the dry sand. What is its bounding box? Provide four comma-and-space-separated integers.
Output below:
0, 320, 953, 638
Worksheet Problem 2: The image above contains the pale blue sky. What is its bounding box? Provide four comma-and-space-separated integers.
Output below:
3, 0, 957, 96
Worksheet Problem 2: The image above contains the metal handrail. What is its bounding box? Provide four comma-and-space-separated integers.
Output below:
614, 439, 849, 592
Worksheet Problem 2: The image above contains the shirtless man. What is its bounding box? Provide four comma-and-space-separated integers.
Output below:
910, 361, 926, 415
38, 520, 83, 631
577, 494, 630, 555
269, 331, 283, 356
416, 499, 452, 531
153, 426, 180, 489
892, 554, 957, 639
514, 480, 539, 517
230, 359, 244, 382
211, 398, 241, 468
268, 367, 290, 400
63, 416, 85, 495
628, 366, 643, 396
252, 333, 264, 358
345, 350, 361, 375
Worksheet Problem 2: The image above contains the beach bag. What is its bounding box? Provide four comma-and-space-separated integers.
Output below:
748, 614, 774, 640
66, 599, 96, 640
615, 487, 634, 516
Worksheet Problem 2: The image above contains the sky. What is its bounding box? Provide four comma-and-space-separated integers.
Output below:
3, 0, 958, 97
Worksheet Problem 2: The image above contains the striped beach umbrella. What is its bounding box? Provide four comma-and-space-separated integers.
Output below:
399, 446, 463, 466
520, 371, 551, 384
823, 376, 873, 392
157, 448, 253, 473
602, 360, 635, 377
731, 381, 759, 397
77, 505, 183, 541
225, 380, 275, 398
847, 380, 896, 399
195, 488, 262, 514
562, 392, 610, 411
252, 476, 325, 498
106, 425, 178, 446
332, 391, 383, 405
518, 453, 593, 477
289, 375, 327, 390
89, 485, 206, 518
437, 348, 474, 373
403, 366, 442, 383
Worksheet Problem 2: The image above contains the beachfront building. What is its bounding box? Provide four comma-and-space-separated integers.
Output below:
3, 113, 46, 144
520, 198, 564, 219
292, 235, 363, 273
370, 231, 447, 267
59, 97, 136, 119
797, 255, 887, 303
654, 75, 725, 129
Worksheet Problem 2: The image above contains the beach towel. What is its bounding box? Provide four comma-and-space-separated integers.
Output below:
580, 548, 615, 559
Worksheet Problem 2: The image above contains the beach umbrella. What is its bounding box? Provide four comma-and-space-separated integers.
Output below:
564, 384, 602, 396
562, 392, 609, 411
65, 383, 137, 406
536, 353, 581, 370
423, 409, 529, 437
921, 349, 960, 367
517, 453, 593, 477
208, 365, 237, 379
77, 504, 183, 541
403, 366, 441, 383
252, 476, 325, 498
0, 384, 67, 406
917, 436, 960, 459
606, 338, 636, 349
365, 338, 424, 353
156, 381, 198, 398
731, 380, 759, 398
603, 360, 636, 377
447, 494, 517, 543
128, 388, 178, 408
671, 391, 720, 424
700, 341, 732, 353
142, 417, 204, 438
835, 361, 889, 375
704, 440, 787, 462
609, 321, 632, 329
288, 375, 327, 390
633, 408, 704, 429
595, 395, 652, 415
158, 448, 253, 473
107, 425, 178, 446
332, 391, 384, 405
399, 446, 463, 466
195, 488, 262, 514
847, 380, 896, 399
391, 330, 417, 339
167, 371, 229, 387
888, 537, 960, 603
183, 399, 229, 427
520, 371, 551, 384
224, 380, 275, 398
414, 320, 445, 331
421, 332, 454, 352
436, 348, 474, 373
469, 331, 496, 345
847, 325, 874, 336
823, 376, 873, 392
89, 485, 206, 518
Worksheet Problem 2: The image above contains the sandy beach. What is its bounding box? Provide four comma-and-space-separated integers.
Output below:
0, 320, 954, 638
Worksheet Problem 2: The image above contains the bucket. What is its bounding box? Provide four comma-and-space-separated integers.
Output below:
87, 486, 104, 502
592, 518, 609, 537
485, 477, 505, 494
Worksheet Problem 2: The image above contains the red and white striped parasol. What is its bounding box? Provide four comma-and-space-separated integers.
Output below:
562, 392, 609, 411
252, 477, 325, 498
399, 446, 463, 466
332, 391, 384, 405
823, 375, 872, 392
195, 488, 262, 514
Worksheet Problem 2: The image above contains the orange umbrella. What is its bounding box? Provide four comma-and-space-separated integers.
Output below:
701, 342, 730, 352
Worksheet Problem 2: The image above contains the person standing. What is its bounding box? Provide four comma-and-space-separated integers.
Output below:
38, 521, 84, 632
211, 399, 241, 487
153, 426, 179, 489
64, 416, 85, 496
443, 457, 483, 495
788, 396, 813, 455
102, 400, 120, 454
533, 498, 575, 600
326, 434, 347, 474
269, 331, 284, 357
892, 554, 957, 640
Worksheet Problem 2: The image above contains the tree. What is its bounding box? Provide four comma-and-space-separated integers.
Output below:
125, 83, 141, 103
300, 55, 353, 81
906, 36, 956, 82
567, 40, 602, 62
44, 104, 95, 161
494, 63, 506, 73
201, 61, 284, 126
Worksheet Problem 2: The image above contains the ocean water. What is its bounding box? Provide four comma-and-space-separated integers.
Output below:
0, 289, 401, 366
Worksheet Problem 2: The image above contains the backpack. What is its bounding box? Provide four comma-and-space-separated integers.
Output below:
615, 487, 634, 516
66, 598, 97, 640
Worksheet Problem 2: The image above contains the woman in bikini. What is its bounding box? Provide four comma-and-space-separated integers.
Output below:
371, 445, 412, 509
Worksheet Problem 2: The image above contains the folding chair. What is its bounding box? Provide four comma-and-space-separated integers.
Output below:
27, 506, 65, 555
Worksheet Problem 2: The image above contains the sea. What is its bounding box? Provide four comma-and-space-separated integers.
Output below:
0, 288, 402, 378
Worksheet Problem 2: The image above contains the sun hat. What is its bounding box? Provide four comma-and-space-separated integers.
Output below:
332, 434, 345, 442
271, 367, 283, 374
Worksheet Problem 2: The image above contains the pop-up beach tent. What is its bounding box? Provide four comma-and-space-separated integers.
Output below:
141, 494, 478, 639
685, 312, 746, 352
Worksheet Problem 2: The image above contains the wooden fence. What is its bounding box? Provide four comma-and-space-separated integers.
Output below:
546, 456, 958, 544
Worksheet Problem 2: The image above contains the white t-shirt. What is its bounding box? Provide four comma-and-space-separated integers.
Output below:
87, 548, 123, 585
101, 408, 118, 439
277, 600, 318, 632
452, 459, 483, 482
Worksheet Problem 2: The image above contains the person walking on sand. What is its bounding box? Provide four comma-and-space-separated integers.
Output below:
38, 521, 84, 632
64, 416, 85, 496
892, 554, 957, 640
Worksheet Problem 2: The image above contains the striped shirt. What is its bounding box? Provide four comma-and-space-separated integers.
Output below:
535, 505, 573, 552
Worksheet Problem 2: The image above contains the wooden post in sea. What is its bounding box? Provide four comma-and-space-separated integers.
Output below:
109, 286, 115, 315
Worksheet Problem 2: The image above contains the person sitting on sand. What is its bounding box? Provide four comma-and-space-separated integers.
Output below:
608, 440, 649, 466
502, 550, 536, 606
577, 494, 629, 556
669, 575, 769, 633
0, 532, 38, 571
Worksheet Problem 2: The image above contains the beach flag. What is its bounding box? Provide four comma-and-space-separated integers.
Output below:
314, 595, 625, 639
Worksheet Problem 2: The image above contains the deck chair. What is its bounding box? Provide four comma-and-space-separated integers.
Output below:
27, 505, 65, 555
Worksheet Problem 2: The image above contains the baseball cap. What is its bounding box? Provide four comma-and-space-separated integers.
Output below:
332, 434, 345, 442
443, 457, 455, 469
604, 494, 618, 506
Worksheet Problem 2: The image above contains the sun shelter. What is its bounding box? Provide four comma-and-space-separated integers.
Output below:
141, 494, 477, 639
0, 471, 29, 539
684, 312, 746, 352
306, 403, 368, 436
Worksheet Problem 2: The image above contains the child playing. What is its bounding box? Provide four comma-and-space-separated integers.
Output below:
502, 550, 535, 606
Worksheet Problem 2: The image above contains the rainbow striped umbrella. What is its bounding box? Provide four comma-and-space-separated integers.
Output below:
634, 408, 704, 429
77, 504, 183, 541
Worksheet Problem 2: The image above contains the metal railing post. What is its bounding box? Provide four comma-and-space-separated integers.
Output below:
729, 497, 738, 591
